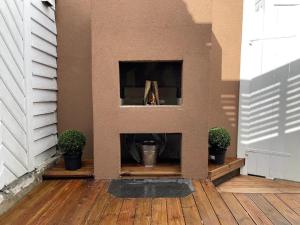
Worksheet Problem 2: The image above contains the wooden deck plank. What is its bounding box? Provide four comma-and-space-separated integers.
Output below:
180, 194, 202, 225
134, 198, 152, 225
166, 198, 185, 225
217, 175, 300, 193
202, 181, 237, 225
192, 180, 220, 225
26, 180, 83, 225
217, 176, 300, 193
2, 177, 300, 225
0, 181, 59, 225
263, 193, 300, 225
151, 198, 168, 225
59, 180, 106, 225
234, 193, 273, 225
43, 169, 94, 178
98, 195, 123, 225
221, 193, 256, 225
83, 181, 110, 225
249, 193, 290, 225
116, 199, 137, 225
277, 194, 300, 215
74, 181, 107, 224
43, 180, 87, 225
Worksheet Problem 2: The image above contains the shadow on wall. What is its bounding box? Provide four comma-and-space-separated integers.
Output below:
56, 0, 93, 159
209, 33, 240, 157
239, 59, 300, 144
239, 59, 300, 180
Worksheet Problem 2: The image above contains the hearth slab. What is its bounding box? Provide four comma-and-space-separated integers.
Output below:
108, 179, 194, 198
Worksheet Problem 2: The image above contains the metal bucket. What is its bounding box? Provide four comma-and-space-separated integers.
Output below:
141, 144, 157, 167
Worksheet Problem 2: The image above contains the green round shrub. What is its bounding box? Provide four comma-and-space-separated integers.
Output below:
209, 127, 231, 150
58, 130, 86, 154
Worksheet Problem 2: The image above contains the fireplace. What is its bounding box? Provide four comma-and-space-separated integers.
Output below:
92, 0, 211, 179
119, 61, 182, 105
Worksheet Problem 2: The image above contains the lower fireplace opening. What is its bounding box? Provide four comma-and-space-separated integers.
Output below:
120, 133, 182, 176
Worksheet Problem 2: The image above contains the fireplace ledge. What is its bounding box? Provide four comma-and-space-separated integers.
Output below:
120, 164, 181, 177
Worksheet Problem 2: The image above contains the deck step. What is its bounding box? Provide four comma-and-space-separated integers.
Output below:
43, 160, 94, 179
120, 164, 181, 177
208, 157, 245, 182
43, 158, 244, 180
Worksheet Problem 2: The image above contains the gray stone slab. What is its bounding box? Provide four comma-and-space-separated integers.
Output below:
108, 179, 194, 198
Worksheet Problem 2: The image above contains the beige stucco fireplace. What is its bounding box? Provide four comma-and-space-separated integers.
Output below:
91, 0, 212, 179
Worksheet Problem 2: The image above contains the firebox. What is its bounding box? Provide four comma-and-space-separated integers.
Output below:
120, 133, 182, 176
119, 61, 182, 105
121, 133, 181, 162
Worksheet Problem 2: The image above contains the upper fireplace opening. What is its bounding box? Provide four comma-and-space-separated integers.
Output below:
119, 61, 182, 105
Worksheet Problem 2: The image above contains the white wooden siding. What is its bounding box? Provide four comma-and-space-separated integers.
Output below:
238, 0, 300, 181
0, 0, 27, 189
30, 0, 57, 167
0, 0, 57, 189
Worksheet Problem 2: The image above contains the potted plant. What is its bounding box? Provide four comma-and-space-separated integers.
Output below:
58, 130, 86, 170
208, 127, 231, 164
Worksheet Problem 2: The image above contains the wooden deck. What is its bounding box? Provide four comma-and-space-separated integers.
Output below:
208, 157, 245, 181
43, 160, 94, 179
1, 176, 300, 224
218, 174, 300, 193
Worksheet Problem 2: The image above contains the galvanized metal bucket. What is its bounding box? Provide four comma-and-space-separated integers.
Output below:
141, 144, 157, 167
